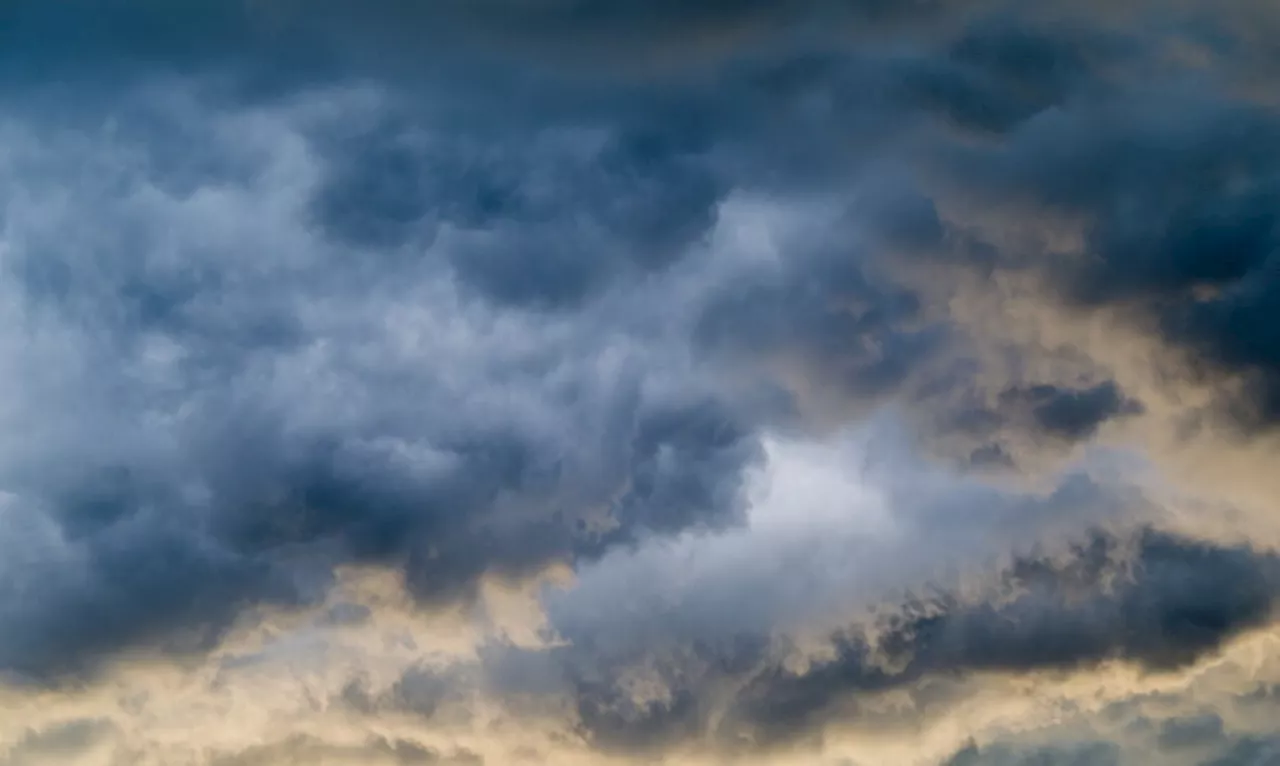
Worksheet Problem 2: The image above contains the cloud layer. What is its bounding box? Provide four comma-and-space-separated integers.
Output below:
3, 1, 1280, 764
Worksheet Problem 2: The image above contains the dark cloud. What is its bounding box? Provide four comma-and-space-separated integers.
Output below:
932, 90, 1280, 430
373, 527, 1280, 756
937, 381, 1145, 468
997, 382, 1144, 441
439, 129, 724, 309
0, 509, 299, 681
0, 81, 763, 681
727, 529, 1279, 744
0, 0, 977, 683
309, 110, 724, 309
0, 0, 967, 98
0, 378, 760, 681
2, 1, 1280, 762
779, 526, 1269, 740
941, 740, 1122, 766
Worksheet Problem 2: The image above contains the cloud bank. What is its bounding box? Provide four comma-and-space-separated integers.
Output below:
3, 1, 1280, 764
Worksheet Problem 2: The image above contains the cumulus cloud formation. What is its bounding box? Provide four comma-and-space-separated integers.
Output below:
2, 0, 1280, 764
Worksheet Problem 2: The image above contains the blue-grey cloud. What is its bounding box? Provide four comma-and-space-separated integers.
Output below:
942, 740, 1121, 766
354, 527, 1280, 757
2, 1, 1280, 762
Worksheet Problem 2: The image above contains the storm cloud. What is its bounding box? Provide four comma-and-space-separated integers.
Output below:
514, 527, 1280, 753
2, 0, 1280, 764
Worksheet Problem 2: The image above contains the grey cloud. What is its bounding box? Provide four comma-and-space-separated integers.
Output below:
1157, 714, 1227, 752
0, 383, 761, 680
930, 91, 1280, 430
366, 527, 1280, 757
309, 112, 724, 309
0, 513, 297, 681
2, 1, 1280, 761
209, 734, 482, 766
996, 382, 1144, 441
745, 528, 1275, 745
957, 708, 1280, 766
535, 453, 1143, 680
942, 740, 1121, 766
1203, 736, 1280, 766
694, 212, 948, 416
1238, 682, 1280, 709
0, 2, 1008, 682
0, 88, 763, 682
938, 381, 1145, 469
340, 665, 478, 721
728, 528, 1280, 744
1, 719, 115, 766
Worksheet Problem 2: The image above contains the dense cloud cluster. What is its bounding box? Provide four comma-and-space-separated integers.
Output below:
2, 0, 1280, 764
444, 528, 1280, 756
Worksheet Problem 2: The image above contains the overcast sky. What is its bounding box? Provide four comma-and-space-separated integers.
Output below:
3, 1, 1280, 764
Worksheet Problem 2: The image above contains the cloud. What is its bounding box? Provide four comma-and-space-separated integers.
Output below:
1, 719, 115, 766
1157, 713, 1227, 751
311, 523, 1279, 759
0, 83, 765, 683
2, 0, 1280, 764
208, 734, 483, 766
942, 740, 1122, 766
717, 528, 1280, 749
926, 88, 1280, 430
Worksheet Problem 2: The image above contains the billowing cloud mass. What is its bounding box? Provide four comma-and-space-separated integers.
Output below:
3, 1, 1280, 764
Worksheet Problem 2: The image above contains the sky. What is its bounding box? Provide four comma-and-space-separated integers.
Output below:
3, 1, 1280, 764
